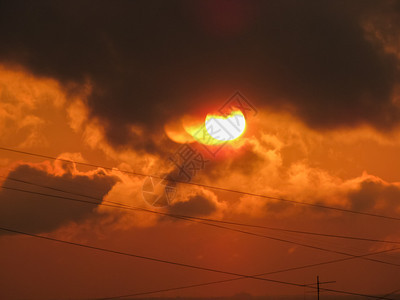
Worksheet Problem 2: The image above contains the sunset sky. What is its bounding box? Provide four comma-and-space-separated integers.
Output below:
1, 1, 400, 299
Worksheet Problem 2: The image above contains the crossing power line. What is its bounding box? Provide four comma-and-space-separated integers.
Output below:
1, 185, 400, 268
2, 181, 398, 299
2, 174, 400, 245
1, 146, 400, 221
0, 226, 395, 300
94, 246, 399, 300
1, 153, 399, 299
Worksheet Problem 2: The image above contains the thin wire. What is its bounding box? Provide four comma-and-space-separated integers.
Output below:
95, 247, 399, 300
0, 226, 394, 300
304, 280, 336, 287
3, 175, 400, 245
378, 288, 400, 300
1, 146, 399, 221
2, 185, 399, 268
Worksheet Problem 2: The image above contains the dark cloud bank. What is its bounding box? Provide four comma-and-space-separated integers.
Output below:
0, 165, 117, 235
0, 0, 399, 150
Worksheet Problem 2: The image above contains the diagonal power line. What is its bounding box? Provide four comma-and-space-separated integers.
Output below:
1, 146, 400, 221
0, 226, 395, 300
378, 288, 400, 300
1, 185, 399, 268
2, 170, 398, 299
3, 175, 400, 245
95, 246, 400, 300
2, 148, 399, 298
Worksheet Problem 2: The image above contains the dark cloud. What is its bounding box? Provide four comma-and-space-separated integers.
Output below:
0, 164, 118, 235
348, 180, 400, 212
0, 0, 399, 150
168, 195, 217, 217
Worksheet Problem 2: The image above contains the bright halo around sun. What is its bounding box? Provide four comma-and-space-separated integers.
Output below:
205, 110, 246, 142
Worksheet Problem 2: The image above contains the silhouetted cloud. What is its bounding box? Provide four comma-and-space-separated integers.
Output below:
0, 164, 118, 235
168, 194, 217, 216
348, 179, 400, 213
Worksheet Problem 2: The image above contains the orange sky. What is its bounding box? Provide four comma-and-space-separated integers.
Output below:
1, 1, 400, 299
1, 62, 400, 299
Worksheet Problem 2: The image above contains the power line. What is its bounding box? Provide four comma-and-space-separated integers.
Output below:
1, 146, 400, 221
2, 175, 398, 299
2, 185, 399, 268
3, 175, 400, 245
0, 226, 394, 300
95, 247, 399, 300
379, 288, 400, 300
1, 184, 396, 300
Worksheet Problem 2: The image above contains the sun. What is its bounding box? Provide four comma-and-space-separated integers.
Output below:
186, 110, 246, 146
205, 110, 246, 142
166, 109, 247, 146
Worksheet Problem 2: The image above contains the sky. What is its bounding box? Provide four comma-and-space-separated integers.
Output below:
0, 0, 400, 299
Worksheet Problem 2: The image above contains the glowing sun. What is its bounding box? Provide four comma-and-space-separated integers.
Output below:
205, 110, 246, 142
165, 109, 247, 146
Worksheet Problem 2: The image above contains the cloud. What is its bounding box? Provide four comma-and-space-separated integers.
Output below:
348, 179, 400, 213
0, 1, 399, 151
0, 163, 118, 235
168, 194, 217, 217
0, 65, 66, 148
